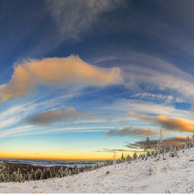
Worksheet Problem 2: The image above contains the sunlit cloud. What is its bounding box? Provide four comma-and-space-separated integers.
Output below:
106, 127, 171, 137
26, 107, 97, 126
125, 136, 193, 149
130, 112, 194, 133
0, 55, 123, 101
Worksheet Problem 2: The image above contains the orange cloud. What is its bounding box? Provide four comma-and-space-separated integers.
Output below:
130, 112, 194, 133
0, 55, 123, 100
126, 136, 193, 150
107, 127, 170, 137
27, 107, 96, 125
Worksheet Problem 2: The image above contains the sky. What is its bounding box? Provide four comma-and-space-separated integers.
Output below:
0, 0, 194, 160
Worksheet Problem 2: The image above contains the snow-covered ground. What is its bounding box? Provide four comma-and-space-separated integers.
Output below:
1, 148, 194, 193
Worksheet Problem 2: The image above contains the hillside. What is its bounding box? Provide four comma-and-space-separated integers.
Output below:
0, 148, 194, 193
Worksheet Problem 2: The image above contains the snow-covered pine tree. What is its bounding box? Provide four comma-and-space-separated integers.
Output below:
186, 137, 189, 148
51, 166, 57, 178
58, 166, 64, 177
34, 169, 42, 180
151, 150, 157, 158
27, 172, 31, 181
42, 168, 47, 179
181, 144, 185, 149
80, 166, 84, 173
12, 171, 17, 182
169, 144, 178, 157
77, 167, 80, 174
157, 129, 166, 157
64, 167, 69, 176
133, 152, 137, 160
121, 153, 125, 162
126, 154, 132, 162
17, 168, 22, 183
30, 168, 35, 180
192, 134, 194, 146
68, 169, 72, 175
43, 168, 52, 179
144, 137, 151, 152
141, 154, 146, 160
6, 168, 10, 182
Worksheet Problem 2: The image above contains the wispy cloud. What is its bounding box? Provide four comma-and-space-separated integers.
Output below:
0, 125, 36, 138
96, 52, 194, 102
130, 92, 183, 103
0, 88, 83, 130
101, 99, 190, 118
130, 112, 194, 133
122, 53, 194, 100
107, 127, 170, 138
0, 55, 123, 101
46, 0, 125, 40
3, 126, 110, 138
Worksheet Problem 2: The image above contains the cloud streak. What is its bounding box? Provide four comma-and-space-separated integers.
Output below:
0, 55, 123, 101
130, 112, 194, 133
107, 127, 171, 138
126, 136, 193, 149
101, 98, 190, 118
27, 107, 97, 125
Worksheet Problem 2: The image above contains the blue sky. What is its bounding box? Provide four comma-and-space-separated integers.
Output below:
0, 0, 194, 160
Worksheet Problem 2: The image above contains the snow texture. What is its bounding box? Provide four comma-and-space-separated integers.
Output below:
0, 148, 194, 193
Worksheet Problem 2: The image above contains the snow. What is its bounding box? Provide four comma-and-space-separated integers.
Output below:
1, 148, 194, 193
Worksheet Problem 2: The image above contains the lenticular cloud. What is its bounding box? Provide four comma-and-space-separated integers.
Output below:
0, 55, 123, 101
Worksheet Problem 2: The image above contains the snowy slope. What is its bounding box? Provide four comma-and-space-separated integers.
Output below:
0, 148, 194, 193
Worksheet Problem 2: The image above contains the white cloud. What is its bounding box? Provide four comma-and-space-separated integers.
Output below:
0, 126, 111, 138
89, 52, 194, 101
0, 87, 82, 130
101, 99, 190, 119
0, 125, 35, 138
131, 92, 183, 103
46, 0, 125, 40
113, 52, 194, 102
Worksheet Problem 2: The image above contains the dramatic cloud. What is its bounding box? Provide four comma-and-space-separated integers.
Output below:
125, 136, 193, 150
46, 0, 125, 40
0, 55, 123, 101
107, 127, 171, 138
130, 112, 194, 133
27, 107, 96, 125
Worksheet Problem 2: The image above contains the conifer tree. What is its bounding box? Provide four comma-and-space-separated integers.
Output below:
30, 168, 35, 180
133, 152, 137, 160
34, 169, 42, 180
121, 153, 125, 162
58, 166, 64, 177
144, 137, 151, 152
47, 168, 52, 178
126, 154, 131, 162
